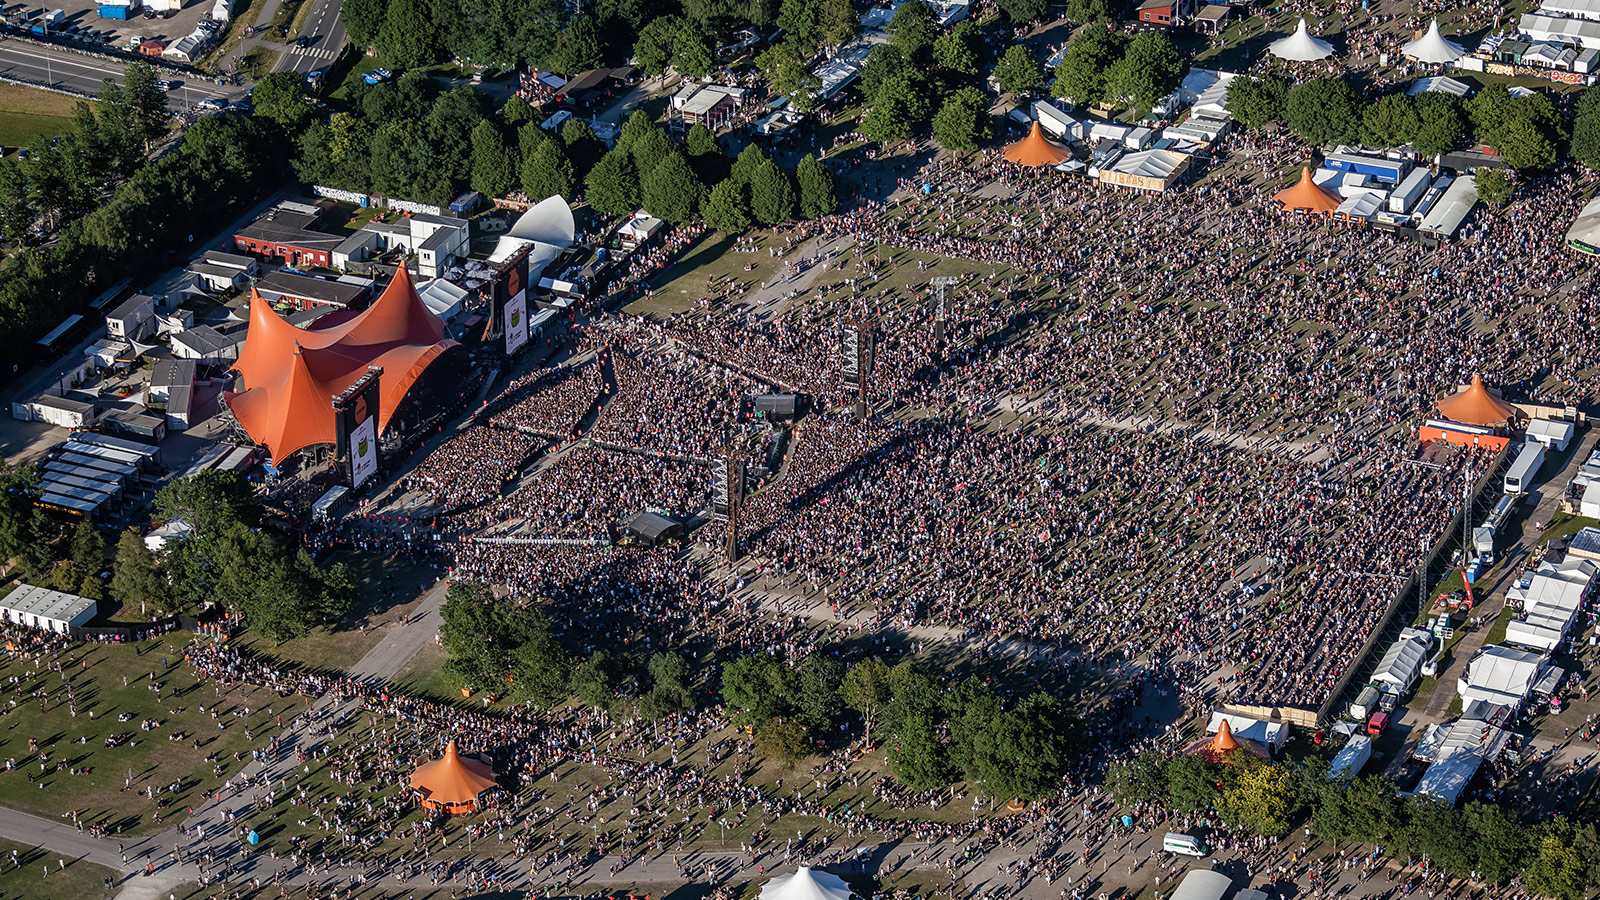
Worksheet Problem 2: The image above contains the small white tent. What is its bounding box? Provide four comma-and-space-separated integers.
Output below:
760, 866, 854, 900
1269, 18, 1334, 61
1402, 20, 1464, 64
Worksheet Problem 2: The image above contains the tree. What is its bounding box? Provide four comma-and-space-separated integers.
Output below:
756, 41, 823, 111
1053, 28, 1123, 107
1412, 93, 1467, 157
997, 0, 1046, 23
1467, 87, 1564, 169
470, 120, 516, 198
1064, 0, 1111, 23
122, 63, 171, 151
932, 86, 991, 152
1282, 77, 1359, 146
755, 719, 811, 766
684, 123, 718, 157
932, 22, 979, 76
552, 12, 605, 75
633, 14, 684, 76
992, 44, 1044, 97
1162, 753, 1219, 814
1105, 750, 1168, 806
501, 95, 534, 128
1494, 113, 1558, 170
1361, 93, 1419, 149
252, 72, 314, 132
728, 142, 768, 186
641, 150, 704, 224
560, 118, 603, 178
721, 653, 792, 724
1105, 31, 1180, 114
1313, 773, 1399, 844
1224, 75, 1287, 131
862, 71, 931, 143
672, 26, 715, 78
377, 0, 443, 68
703, 178, 752, 233
818, 0, 858, 47
1463, 801, 1532, 884
840, 658, 892, 745
1475, 168, 1512, 208
1219, 760, 1295, 835
155, 470, 259, 536
0, 465, 47, 579
571, 649, 626, 712
111, 527, 165, 616
585, 147, 638, 215
521, 135, 573, 200
794, 653, 842, 729
341, 0, 388, 45
509, 610, 570, 708
1526, 831, 1587, 900
0, 162, 33, 242
888, 707, 952, 788
795, 153, 836, 218
777, 0, 822, 50
975, 693, 1071, 800
858, 44, 907, 100
640, 651, 692, 718
887, 0, 936, 60
748, 157, 796, 225
1574, 86, 1600, 171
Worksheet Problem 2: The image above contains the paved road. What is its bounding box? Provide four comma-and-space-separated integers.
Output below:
269, 0, 346, 76
0, 38, 237, 111
344, 578, 449, 680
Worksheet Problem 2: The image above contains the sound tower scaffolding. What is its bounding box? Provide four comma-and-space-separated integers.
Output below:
841, 318, 875, 421
930, 275, 958, 346
712, 449, 746, 563
333, 367, 383, 489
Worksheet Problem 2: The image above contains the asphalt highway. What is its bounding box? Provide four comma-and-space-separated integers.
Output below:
0, 37, 238, 112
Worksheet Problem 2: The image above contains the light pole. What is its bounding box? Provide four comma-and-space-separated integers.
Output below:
719, 818, 728, 848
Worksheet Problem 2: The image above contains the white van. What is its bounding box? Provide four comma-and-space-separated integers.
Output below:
1163, 832, 1208, 857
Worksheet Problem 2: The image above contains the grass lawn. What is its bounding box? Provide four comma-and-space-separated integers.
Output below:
232, 551, 443, 673
0, 83, 79, 153
1539, 511, 1599, 547
240, 47, 279, 80
0, 837, 117, 900
0, 635, 287, 836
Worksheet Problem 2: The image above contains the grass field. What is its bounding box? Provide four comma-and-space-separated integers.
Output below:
0, 636, 286, 836
0, 837, 117, 900
0, 83, 79, 154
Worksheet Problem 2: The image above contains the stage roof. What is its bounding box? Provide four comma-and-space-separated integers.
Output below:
1003, 122, 1073, 167
1437, 375, 1518, 426
1274, 167, 1342, 215
226, 267, 458, 465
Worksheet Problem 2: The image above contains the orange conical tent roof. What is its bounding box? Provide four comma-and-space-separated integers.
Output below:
409, 741, 498, 806
225, 267, 459, 465
1003, 122, 1073, 168
1211, 719, 1240, 753
1274, 167, 1342, 215
1437, 375, 1520, 426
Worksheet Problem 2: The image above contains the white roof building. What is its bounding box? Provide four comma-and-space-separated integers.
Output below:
1540, 0, 1600, 22
759, 866, 853, 900
1526, 418, 1575, 451
145, 520, 193, 553
1458, 644, 1546, 707
1372, 627, 1433, 694
1269, 19, 1334, 61
1206, 711, 1288, 751
1519, 13, 1600, 50
1402, 20, 1465, 63
416, 278, 469, 323
1504, 558, 1596, 651
0, 583, 97, 634
1407, 76, 1472, 98
489, 194, 577, 265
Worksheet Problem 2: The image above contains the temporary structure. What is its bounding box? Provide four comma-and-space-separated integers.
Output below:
1269, 18, 1334, 61
409, 742, 499, 814
1436, 375, 1519, 426
1003, 122, 1073, 167
1184, 719, 1270, 762
1402, 20, 1464, 64
1273, 168, 1342, 215
760, 866, 854, 900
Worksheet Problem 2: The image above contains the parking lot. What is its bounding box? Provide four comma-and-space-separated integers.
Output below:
1, 0, 232, 63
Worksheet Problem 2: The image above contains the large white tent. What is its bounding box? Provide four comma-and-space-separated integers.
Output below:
760, 866, 854, 900
1269, 18, 1334, 61
1402, 20, 1465, 64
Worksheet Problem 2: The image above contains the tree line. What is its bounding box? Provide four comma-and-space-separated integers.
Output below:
438, 579, 1078, 797
1110, 748, 1596, 900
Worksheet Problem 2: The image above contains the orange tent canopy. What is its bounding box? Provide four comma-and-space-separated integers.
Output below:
1211, 719, 1239, 753
226, 266, 459, 465
1003, 122, 1072, 168
1273, 167, 1342, 215
409, 742, 498, 809
1437, 375, 1520, 426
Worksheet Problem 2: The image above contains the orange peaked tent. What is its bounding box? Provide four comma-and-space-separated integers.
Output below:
225, 266, 459, 466
1437, 375, 1520, 426
1184, 719, 1270, 763
409, 742, 498, 814
1003, 122, 1072, 168
1273, 167, 1342, 216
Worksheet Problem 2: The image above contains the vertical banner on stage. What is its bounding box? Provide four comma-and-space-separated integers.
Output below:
349, 411, 378, 489
503, 251, 530, 356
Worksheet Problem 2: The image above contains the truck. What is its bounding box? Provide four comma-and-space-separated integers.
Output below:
1504, 441, 1547, 495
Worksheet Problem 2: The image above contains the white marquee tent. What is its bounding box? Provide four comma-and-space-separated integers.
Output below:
1458, 645, 1546, 707
1269, 18, 1334, 61
760, 866, 854, 900
1402, 20, 1465, 64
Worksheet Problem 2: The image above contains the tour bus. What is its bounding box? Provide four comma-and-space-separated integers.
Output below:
1162, 833, 1208, 857
1504, 441, 1547, 496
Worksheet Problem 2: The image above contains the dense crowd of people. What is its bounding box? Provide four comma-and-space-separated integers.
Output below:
400, 426, 536, 510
